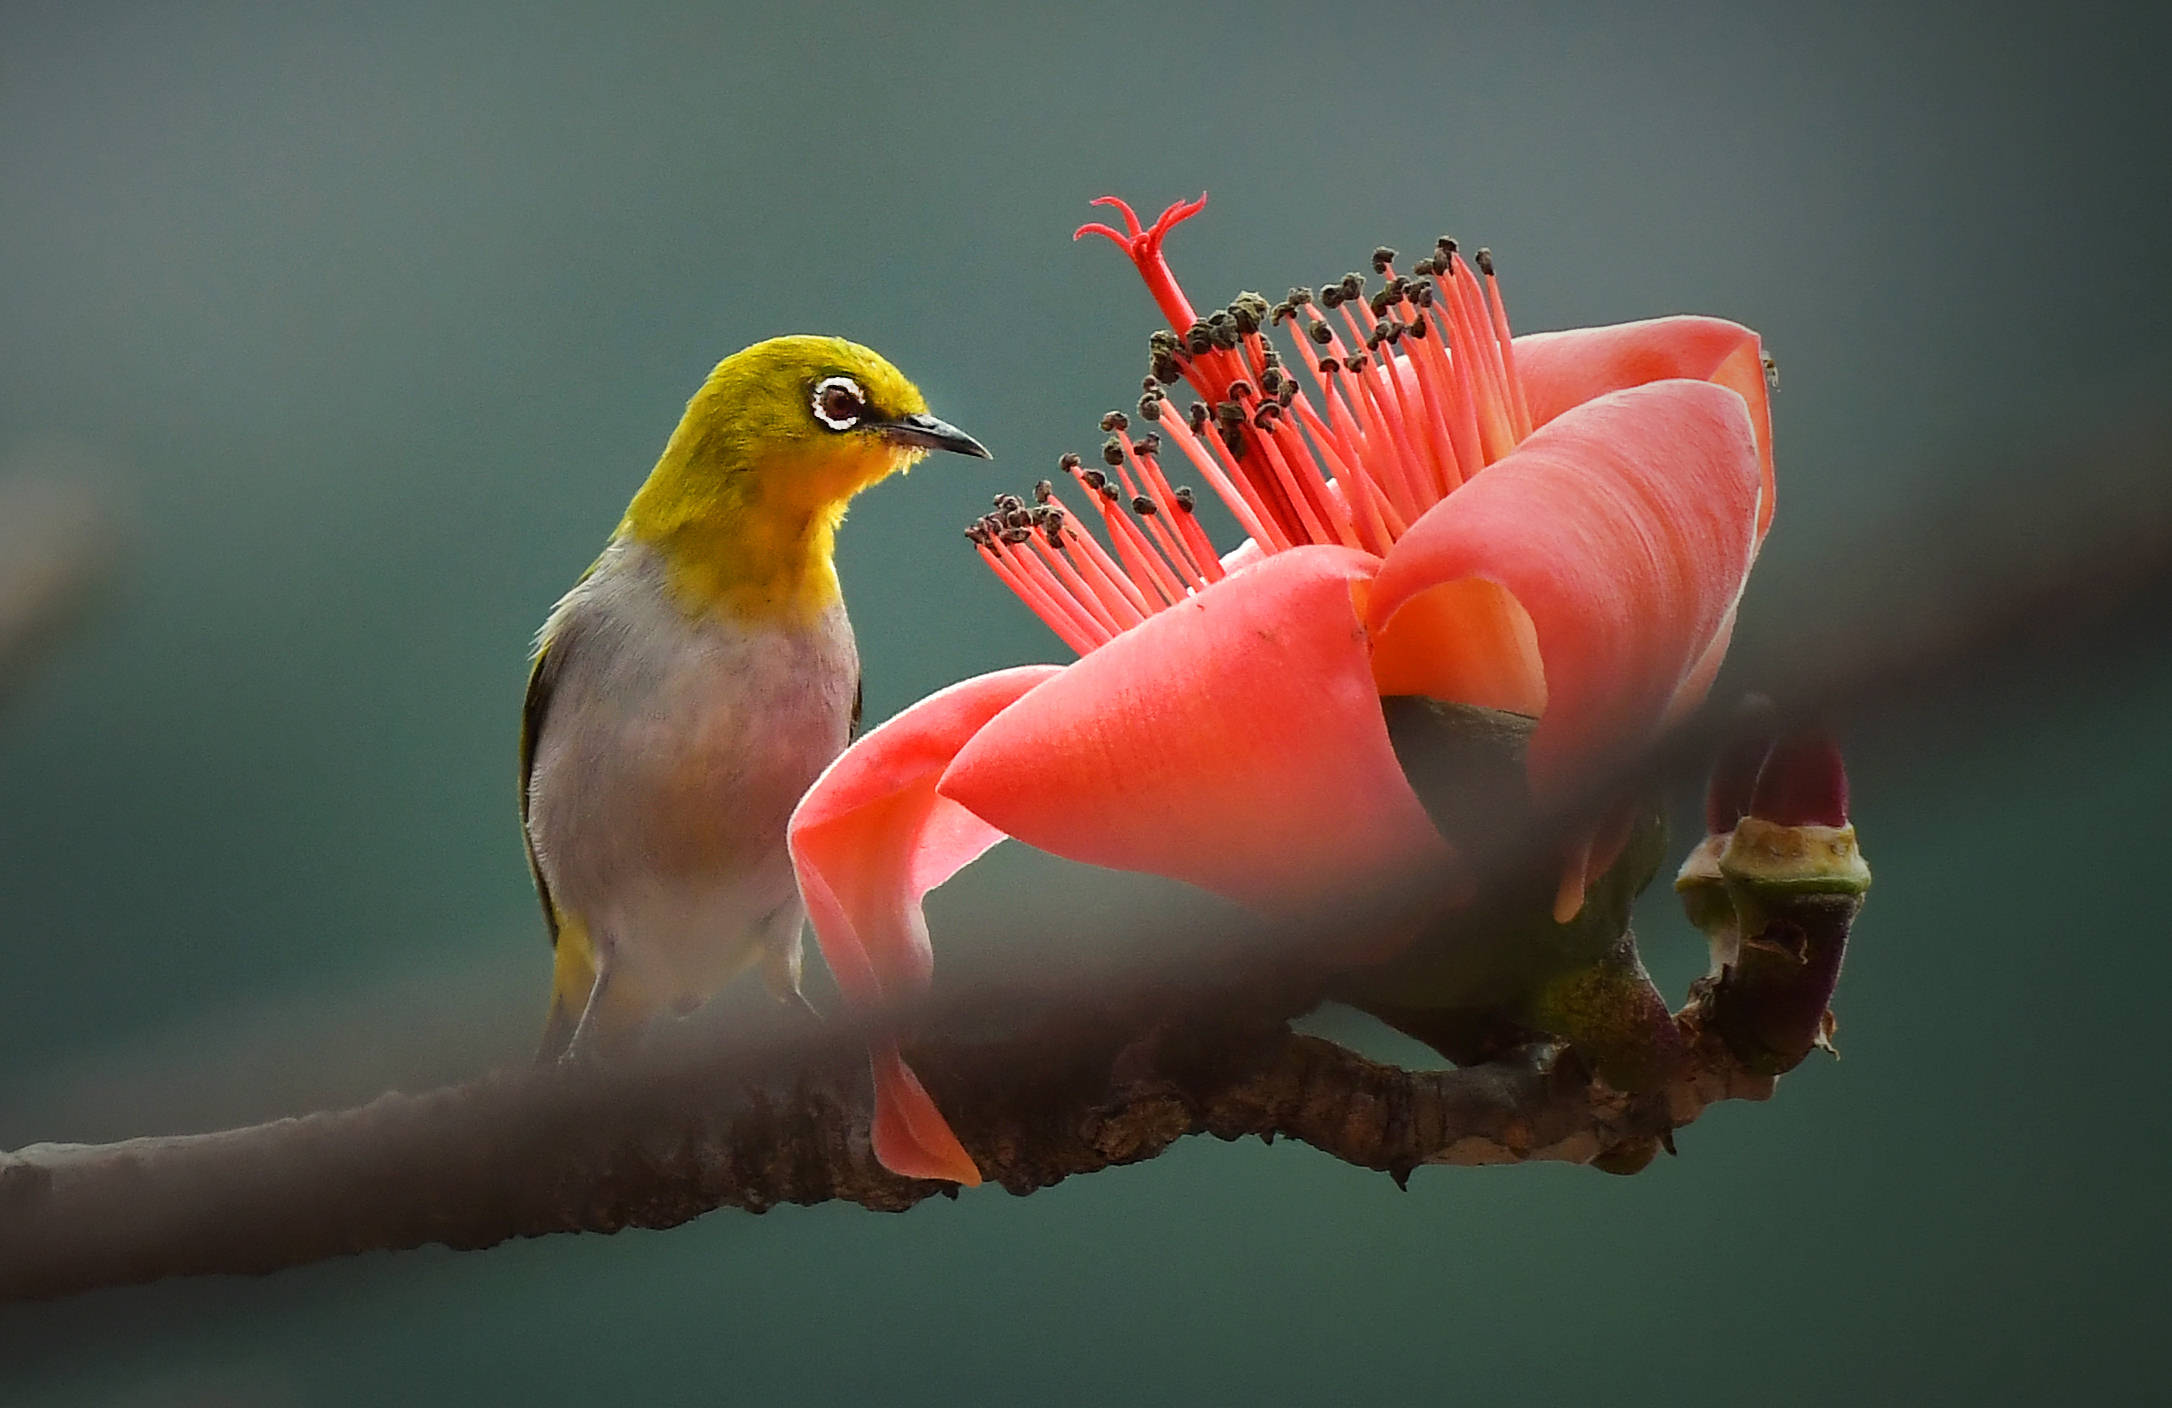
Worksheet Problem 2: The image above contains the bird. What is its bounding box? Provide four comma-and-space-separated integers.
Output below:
522, 335, 990, 1060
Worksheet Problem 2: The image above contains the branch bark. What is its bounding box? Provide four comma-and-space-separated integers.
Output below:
0, 971, 1782, 1303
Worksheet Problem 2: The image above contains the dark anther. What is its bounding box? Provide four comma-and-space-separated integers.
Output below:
1136, 431, 1162, 457
1226, 379, 1254, 400
1152, 353, 1184, 385
1369, 289, 1393, 317
1210, 322, 1239, 350
1406, 316, 1429, 340
1141, 376, 1160, 394
1347, 351, 1371, 372
1099, 480, 1121, 501
1309, 321, 1334, 346
1270, 301, 1292, 325
1188, 402, 1209, 432
1288, 286, 1314, 307
1100, 437, 1125, 467
1000, 526, 1034, 545
1043, 505, 1066, 530
1372, 245, 1397, 273
1316, 355, 1341, 373
1216, 400, 1245, 424
1208, 308, 1234, 325
1261, 347, 1282, 367
1132, 494, 1158, 515
1413, 256, 1437, 277
1173, 485, 1196, 511
1101, 410, 1129, 433
1320, 284, 1345, 310
1411, 283, 1435, 307
1253, 404, 1282, 429
1260, 366, 1283, 394
1437, 235, 1458, 255
1032, 479, 1054, 504
1081, 468, 1108, 490
1186, 322, 1214, 356
1058, 451, 1083, 472
1138, 394, 1163, 421
1231, 302, 1260, 336
1042, 519, 1065, 546
1364, 325, 1384, 349
1278, 381, 1297, 408
1383, 319, 1404, 342
1475, 248, 1496, 276
963, 523, 986, 546
993, 493, 1023, 511
1340, 272, 1364, 298
1149, 328, 1179, 353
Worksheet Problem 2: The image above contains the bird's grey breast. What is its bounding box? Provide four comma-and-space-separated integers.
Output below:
524, 538, 859, 919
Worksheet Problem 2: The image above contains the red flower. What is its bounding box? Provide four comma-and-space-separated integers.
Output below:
789, 195, 1775, 1185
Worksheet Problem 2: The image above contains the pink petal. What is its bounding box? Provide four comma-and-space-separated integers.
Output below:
789, 664, 1063, 1187
869, 1042, 981, 1186
1514, 316, 1775, 538
1366, 380, 1763, 798
939, 546, 1453, 914
1364, 575, 1549, 717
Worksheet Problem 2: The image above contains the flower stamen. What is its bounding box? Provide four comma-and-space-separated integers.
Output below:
975, 194, 1546, 659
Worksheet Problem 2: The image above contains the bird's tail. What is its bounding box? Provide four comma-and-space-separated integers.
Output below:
536, 911, 653, 1061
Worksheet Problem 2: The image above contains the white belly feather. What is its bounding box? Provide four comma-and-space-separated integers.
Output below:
525, 537, 858, 1004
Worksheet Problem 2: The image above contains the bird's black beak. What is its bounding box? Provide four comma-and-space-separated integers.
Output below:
877, 412, 992, 459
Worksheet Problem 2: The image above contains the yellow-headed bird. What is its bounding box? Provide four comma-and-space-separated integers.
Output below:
524, 336, 989, 1060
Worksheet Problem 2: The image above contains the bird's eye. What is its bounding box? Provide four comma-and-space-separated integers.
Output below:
811, 375, 866, 431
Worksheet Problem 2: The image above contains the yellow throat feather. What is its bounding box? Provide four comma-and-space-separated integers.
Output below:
621, 336, 939, 625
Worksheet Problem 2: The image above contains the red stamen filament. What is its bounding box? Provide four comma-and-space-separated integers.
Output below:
978, 541, 1104, 654
975, 197, 1542, 661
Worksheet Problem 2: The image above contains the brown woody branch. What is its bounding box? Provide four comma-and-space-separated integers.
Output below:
0, 963, 1787, 1303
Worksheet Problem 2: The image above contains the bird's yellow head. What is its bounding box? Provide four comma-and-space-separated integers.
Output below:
623, 335, 990, 623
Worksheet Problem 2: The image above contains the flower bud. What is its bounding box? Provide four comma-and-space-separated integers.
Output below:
1675, 699, 1775, 972
1720, 729, 1869, 907
1698, 727, 1870, 1077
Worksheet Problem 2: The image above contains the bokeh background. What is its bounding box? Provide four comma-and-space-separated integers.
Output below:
5, 0, 2170, 1402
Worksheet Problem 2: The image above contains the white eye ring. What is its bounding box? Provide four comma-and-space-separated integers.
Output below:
811, 375, 866, 431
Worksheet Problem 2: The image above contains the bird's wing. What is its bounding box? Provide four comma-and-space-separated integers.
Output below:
522, 554, 604, 952
519, 637, 563, 950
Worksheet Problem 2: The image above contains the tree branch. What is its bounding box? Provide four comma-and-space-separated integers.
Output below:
0, 964, 1785, 1302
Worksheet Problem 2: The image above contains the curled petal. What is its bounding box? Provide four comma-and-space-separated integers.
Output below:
868, 1043, 979, 1186
1367, 380, 1763, 797
1365, 575, 1548, 717
789, 664, 1062, 1186
1514, 316, 1775, 538
941, 546, 1453, 914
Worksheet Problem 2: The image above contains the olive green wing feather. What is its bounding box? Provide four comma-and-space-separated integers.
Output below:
519, 639, 563, 950
522, 556, 609, 951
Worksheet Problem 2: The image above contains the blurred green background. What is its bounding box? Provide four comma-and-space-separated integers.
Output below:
4, 0, 2169, 1402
